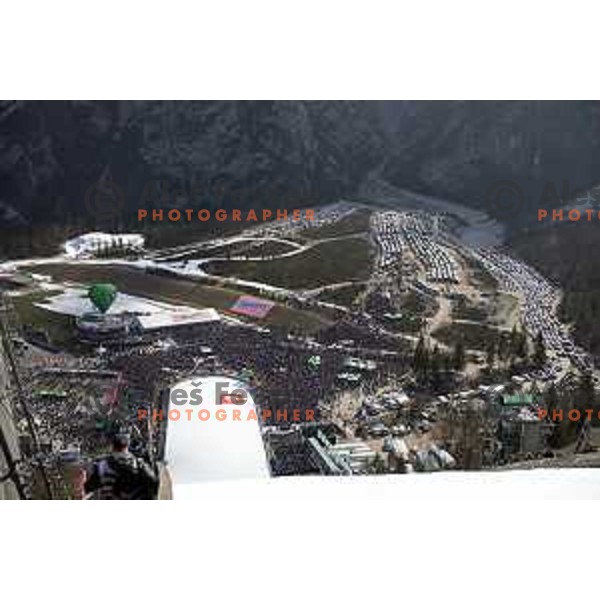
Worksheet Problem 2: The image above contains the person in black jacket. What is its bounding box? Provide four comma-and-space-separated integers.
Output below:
84, 433, 158, 500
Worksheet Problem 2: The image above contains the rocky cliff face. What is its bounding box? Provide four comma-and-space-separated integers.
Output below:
1, 100, 600, 228
379, 101, 600, 221
0, 100, 385, 226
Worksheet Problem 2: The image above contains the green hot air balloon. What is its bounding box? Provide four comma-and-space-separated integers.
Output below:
307, 355, 321, 370
88, 283, 118, 314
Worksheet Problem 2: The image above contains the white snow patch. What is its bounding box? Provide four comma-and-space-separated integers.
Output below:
63, 232, 144, 258
34, 287, 219, 329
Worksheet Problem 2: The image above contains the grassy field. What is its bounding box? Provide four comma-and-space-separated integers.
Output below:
385, 313, 424, 335
451, 295, 489, 322
462, 254, 499, 293
401, 290, 434, 317
298, 209, 372, 240
141, 219, 253, 250
161, 239, 296, 262
10, 290, 80, 350
488, 292, 519, 330
316, 283, 366, 307
206, 237, 374, 290
433, 322, 511, 351
22, 263, 331, 334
